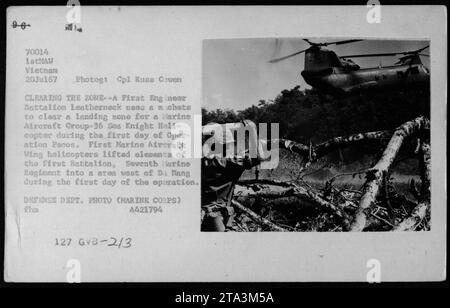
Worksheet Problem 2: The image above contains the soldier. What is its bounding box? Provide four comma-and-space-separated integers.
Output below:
201, 120, 270, 232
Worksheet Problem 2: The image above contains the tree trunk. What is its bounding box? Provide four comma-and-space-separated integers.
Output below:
277, 130, 394, 162
419, 142, 431, 201
231, 199, 288, 232
237, 181, 351, 229
350, 116, 430, 231
315, 130, 392, 159
393, 202, 429, 231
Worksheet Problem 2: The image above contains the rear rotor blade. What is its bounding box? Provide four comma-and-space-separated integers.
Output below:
413, 45, 429, 53
340, 45, 430, 59
268, 48, 308, 63
340, 51, 405, 58
328, 39, 363, 46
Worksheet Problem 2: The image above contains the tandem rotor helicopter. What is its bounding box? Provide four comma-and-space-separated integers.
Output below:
269, 39, 430, 96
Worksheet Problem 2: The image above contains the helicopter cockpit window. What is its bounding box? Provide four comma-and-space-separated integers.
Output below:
329, 52, 342, 67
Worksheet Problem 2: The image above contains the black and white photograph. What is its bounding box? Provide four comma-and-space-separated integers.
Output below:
1, 4, 446, 286
202, 38, 431, 232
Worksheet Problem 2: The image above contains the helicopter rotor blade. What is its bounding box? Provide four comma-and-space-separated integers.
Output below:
340, 45, 430, 59
268, 48, 309, 63
340, 51, 405, 58
327, 39, 363, 46
303, 38, 362, 47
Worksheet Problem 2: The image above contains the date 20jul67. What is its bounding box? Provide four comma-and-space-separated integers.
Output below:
55, 237, 132, 248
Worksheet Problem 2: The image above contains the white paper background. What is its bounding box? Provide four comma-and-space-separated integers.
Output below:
4, 5, 447, 282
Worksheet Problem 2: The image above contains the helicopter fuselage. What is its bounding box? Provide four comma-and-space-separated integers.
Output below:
269, 41, 430, 96
301, 63, 430, 96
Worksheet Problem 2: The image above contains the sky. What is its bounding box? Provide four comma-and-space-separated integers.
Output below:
203, 38, 430, 111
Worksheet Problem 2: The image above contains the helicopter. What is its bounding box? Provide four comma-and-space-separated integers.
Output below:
269, 39, 430, 96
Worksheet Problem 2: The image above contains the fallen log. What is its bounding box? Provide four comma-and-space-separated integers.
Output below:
236, 181, 351, 229
293, 184, 350, 224
419, 142, 431, 201
231, 199, 288, 232
393, 202, 429, 231
350, 116, 430, 231
276, 122, 429, 164
392, 141, 431, 231
238, 179, 293, 188
314, 130, 392, 160
278, 139, 311, 159
236, 187, 296, 199
277, 130, 393, 162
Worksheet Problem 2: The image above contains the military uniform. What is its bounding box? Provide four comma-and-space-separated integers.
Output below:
201, 155, 260, 231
